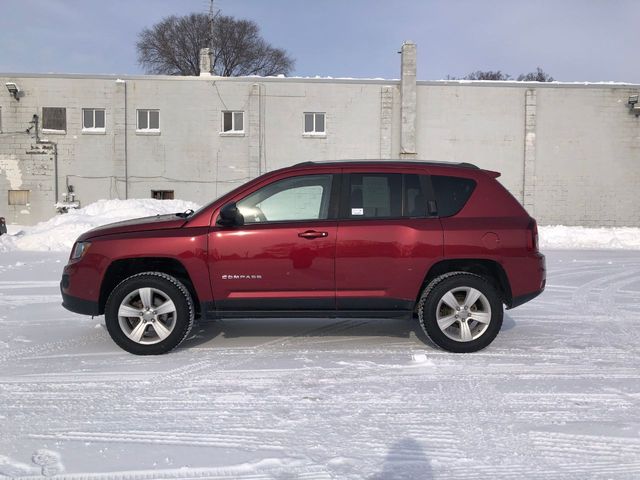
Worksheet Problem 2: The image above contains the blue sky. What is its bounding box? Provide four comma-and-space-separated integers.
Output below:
1, 0, 638, 82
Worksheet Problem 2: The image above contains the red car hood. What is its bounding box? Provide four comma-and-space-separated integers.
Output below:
77, 214, 188, 241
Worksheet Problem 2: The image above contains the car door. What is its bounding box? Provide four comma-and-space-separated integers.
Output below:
209, 173, 339, 313
335, 169, 443, 314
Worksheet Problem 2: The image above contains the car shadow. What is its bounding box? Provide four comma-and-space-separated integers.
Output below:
180, 312, 515, 350
368, 437, 433, 480
179, 316, 434, 349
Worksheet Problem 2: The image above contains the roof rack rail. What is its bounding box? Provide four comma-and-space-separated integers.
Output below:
293, 160, 479, 169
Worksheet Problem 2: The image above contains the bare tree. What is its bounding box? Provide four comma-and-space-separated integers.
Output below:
517, 67, 554, 82
462, 70, 511, 81
137, 13, 294, 76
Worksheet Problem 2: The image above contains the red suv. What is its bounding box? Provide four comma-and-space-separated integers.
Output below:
61, 161, 545, 355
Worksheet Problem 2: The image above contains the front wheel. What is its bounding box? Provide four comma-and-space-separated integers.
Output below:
417, 272, 503, 353
104, 272, 195, 355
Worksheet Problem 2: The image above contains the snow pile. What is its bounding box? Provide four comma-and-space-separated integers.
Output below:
539, 225, 640, 250
2, 199, 639, 252
0, 198, 199, 252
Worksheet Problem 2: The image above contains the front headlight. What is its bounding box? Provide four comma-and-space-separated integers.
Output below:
71, 241, 91, 260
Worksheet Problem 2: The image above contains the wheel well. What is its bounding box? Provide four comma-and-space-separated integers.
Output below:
99, 258, 200, 316
420, 259, 512, 305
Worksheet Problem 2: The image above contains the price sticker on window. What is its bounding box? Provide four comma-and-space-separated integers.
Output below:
351, 208, 364, 216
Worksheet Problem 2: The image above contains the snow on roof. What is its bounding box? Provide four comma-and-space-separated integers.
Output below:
1, 72, 638, 88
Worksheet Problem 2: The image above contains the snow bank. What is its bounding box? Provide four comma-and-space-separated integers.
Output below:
2, 199, 639, 252
539, 225, 640, 250
0, 199, 199, 252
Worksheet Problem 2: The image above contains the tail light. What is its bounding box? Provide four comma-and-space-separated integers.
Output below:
527, 219, 539, 251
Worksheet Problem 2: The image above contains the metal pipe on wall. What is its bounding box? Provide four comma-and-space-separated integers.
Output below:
31, 114, 59, 203
124, 80, 128, 199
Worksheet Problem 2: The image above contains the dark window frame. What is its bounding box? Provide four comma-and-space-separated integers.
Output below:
42, 107, 67, 132
151, 190, 174, 200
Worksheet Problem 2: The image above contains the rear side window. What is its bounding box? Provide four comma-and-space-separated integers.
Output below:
431, 176, 476, 217
405, 174, 427, 217
348, 174, 402, 218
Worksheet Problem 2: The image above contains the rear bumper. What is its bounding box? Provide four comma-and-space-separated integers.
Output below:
60, 279, 100, 316
509, 282, 545, 309
506, 252, 546, 309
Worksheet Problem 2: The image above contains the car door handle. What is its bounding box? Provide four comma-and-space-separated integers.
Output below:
298, 230, 328, 239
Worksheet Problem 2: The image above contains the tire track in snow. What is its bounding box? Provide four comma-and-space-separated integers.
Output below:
571, 264, 640, 315
30, 430, 285, 451
12, 459, 333, 480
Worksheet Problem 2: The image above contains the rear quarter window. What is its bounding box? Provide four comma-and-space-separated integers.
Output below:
431, 175, 476, 217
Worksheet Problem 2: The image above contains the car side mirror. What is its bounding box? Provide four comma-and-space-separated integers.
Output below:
216, 202, 245, 227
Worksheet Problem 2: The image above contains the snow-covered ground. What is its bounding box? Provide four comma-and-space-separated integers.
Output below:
1, 201, 640, 478
0, 247, 639, 478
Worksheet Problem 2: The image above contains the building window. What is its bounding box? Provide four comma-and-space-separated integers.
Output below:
222, 111, 244, 133
303, 112, 325, 135
42, 107, 66, 133
82, 108, 106, 132
8, 190, 29, 205
151, 190, 174, 200
137, 109, 160, 132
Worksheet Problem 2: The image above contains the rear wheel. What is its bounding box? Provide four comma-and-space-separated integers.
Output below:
418, 272, 503, 353
104, 272, 194, 355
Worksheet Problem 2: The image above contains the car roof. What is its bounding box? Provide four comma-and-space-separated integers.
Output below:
293, 160, 479, 170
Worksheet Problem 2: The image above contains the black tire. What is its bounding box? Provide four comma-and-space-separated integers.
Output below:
104, 272, 195, 355
417, 272, 503, 353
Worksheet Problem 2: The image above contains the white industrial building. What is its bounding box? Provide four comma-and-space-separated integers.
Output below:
1, 43, 639, 226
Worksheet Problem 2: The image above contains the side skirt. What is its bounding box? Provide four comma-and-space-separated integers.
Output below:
200, 302, 412, 321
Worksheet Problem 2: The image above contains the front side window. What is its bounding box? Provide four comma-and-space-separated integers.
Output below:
42, 107, 66, 132
82, 108, 106, 131
237, 174, 333, 224
222, 111, 244, 133
303, 112, 325, 135
137, 109, 160, 132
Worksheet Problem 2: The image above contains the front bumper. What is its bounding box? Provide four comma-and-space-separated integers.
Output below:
60, 277, 100, 316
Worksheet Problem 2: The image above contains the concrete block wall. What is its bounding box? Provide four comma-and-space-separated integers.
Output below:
415, 84, 526, 199
534, 87, 640, 226
1, 72, 639, 227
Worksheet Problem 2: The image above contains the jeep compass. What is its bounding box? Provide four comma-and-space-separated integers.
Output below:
61, 161, 546, 354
